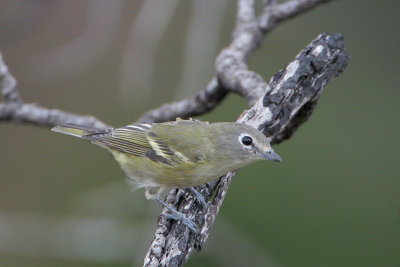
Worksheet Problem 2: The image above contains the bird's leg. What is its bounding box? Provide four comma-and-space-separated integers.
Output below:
187, 187, 208, 209
155, 197, 199, 233
146, 186, 201, 233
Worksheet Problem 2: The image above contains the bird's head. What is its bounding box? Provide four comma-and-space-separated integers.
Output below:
214, 122, 282, 163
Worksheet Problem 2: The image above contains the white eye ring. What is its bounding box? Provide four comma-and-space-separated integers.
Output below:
238, 133, 253, 148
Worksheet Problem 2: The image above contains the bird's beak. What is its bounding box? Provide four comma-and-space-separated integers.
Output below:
263, 149, 282, 162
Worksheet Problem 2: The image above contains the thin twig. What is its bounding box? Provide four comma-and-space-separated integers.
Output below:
0, 52, 20, 103
258, 0, 330, 33
137, 78, 227, 123
0, 102, 108, 128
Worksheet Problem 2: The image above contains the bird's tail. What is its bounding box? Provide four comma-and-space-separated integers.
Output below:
51, 123, 106, 139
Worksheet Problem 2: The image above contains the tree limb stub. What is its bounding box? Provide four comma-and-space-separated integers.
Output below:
144, 33, 349, 267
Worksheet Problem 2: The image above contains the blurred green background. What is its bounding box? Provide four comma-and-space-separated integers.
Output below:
1, 0, 399, 266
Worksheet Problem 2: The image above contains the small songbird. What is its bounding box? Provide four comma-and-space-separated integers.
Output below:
52, 119, 281, 231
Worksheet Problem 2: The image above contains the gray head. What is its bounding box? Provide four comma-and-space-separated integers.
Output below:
214, 122, 282, 163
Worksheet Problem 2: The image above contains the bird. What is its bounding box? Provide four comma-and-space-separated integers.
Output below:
52, 119, 281, 232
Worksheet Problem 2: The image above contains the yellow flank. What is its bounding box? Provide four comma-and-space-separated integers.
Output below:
110, 149, 208, 188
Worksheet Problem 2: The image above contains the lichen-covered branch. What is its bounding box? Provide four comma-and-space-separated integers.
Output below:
144, 33, 349, 267
243, 33, 349, 144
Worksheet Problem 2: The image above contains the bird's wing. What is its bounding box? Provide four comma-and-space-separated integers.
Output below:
90, 124, 186, 166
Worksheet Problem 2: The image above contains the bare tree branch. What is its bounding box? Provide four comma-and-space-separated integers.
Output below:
139, 0, 330, 123
216, 0, 331, 106
258, 0, 330, 33
215, 0, 265, 105
0, 51, 108, 128
0, 52, 20, 103
137, 78, 227, 123
0, 102, 108, 128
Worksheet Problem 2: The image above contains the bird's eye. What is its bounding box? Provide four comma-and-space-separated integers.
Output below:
241, 136, 253, 146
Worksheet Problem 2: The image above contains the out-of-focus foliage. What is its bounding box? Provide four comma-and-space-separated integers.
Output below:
0, 0, 399, 266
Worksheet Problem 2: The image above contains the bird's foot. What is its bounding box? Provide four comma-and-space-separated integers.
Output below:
156, 197, 199, 233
